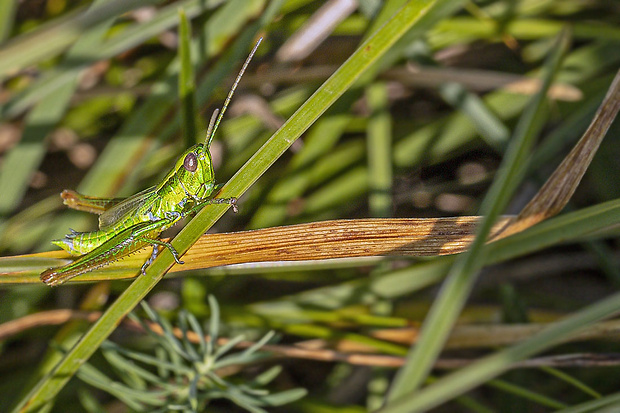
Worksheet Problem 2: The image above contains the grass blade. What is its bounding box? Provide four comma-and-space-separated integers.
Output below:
386, 29, 570, 400
178, 8, 198, 148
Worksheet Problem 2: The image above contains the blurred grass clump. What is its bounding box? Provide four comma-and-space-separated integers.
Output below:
0, 0, 620, 412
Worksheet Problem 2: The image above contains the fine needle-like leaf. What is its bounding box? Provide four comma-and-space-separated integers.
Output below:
206, 295, 219, 358
187, 312, 207, 355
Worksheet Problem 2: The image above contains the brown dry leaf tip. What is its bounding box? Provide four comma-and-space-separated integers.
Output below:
493, 69, 620, 241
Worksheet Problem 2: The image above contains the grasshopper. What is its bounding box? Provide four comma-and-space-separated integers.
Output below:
41, 40, 262, 286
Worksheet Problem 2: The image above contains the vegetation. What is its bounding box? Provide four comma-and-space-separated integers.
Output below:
0, 0, 619, 412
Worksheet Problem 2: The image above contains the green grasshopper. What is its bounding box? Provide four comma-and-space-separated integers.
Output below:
41, 40, 261, 287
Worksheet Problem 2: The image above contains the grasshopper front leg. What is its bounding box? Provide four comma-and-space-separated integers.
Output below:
41, 217, 181, 287
187, 194, 238, 214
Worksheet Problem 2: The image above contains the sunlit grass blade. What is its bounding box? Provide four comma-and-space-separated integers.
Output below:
488, 379, 566, 410
439, 82, 510, 152
0, 0, 16, 42
556, 391, 620, 413
386, 29, 570, 400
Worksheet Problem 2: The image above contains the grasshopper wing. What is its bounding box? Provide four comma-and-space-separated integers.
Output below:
98, 186, 156, 230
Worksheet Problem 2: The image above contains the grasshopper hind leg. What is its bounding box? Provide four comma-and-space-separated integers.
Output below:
41, 219, 179, 286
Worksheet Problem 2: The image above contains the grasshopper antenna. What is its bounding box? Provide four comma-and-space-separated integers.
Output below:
205, 108, 219, 144
206, 37, 262, 146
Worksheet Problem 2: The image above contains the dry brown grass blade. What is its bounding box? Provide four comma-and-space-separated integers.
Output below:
4, 71, 619, 283
180, 216, 513, 269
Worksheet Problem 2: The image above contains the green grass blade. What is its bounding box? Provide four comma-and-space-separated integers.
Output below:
488, 379, 567, 409
439, 82, 510, 151
386, 29, 570, 400
0, 0, 17, 41
366, 82, 393, 217
541, 367, 601, 399
556, 391, 620, 413
178, 8, 198, 148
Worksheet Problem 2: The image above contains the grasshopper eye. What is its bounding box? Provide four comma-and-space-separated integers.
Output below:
183, 153, 198, 172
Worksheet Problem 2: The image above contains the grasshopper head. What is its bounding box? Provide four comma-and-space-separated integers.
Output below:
170, 143, 217, 199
